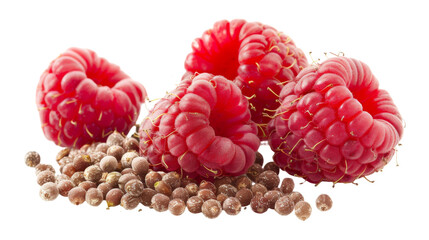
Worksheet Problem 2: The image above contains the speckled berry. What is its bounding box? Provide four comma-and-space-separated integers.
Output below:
235, 188, 253, 206
223, 197, 241, 216
216, 193, 228, 205
199, 180, 217, 193
71, 171, 85, 186
125, 179, 144, 197
84, 165, 103, 182
89, 151, 106, 165
154, 180, 172, 196
295, 201, 312, 221
58, 156, 73, 168
197, 189, 216, 201
57, 180, 74, 197
202, 199, 222, 219
131, 157, 149, 178
289, 192, 304, 205
316, 194, 333, 211
39, 182, 59, 201
106, 188, 124, 207
95, 143, 109, 153
121, 193, 140, 210
61, 163, 76, 177
145, 171, 162, 189
105, 171, 122, 187
68, 187, 87, 205
106, 131, 125, 146
263, 162, 280, 175
275, 195, 294, 216
56, 148, 70, 163
106, 145, 125, 162
247, 164, 263, 182
250, 192, 268, 214
251, 183, 268, 195
187, 196, 204, 214
217, 184, 237, 197
25, 151, 40, 167
185, 183, 199, 197
100, 156, 118, 172
256, 170, 280, 190
97, 182, 112, 198
264, 190, 283, 209
140, 188, 157, 207
73, 154, 92, 171
86, 188, 103, 206
171, 187, 189, 202
151, 193, 170, 212
118, 173, 138, 190
234, 175, 252, 190
37, 170, 56, 186
162, 171, 181, 189
121, 151, 139, 169
280, 178, 295, 194
123, 137, 139, 152
169, 198, 186, 216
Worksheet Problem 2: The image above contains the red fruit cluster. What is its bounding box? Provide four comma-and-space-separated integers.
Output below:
35, 19, 403, 185
139, 73, 260, 180
267, 57, 403, 184
184, 19, 308, 140
36, 48, 147, 148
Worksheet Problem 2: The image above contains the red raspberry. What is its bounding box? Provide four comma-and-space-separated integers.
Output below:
184, 19, 308, 140
139, 73, 260, 180
267, 57, 403, 184
36, 47, 147, 148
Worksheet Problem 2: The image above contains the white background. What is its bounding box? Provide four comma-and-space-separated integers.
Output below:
0, 0, 427, 239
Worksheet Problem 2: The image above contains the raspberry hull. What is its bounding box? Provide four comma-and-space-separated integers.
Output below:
36, 48, 147, 148
139, 73, 260, 180
267, 57, 403, 184
184, 19, 308, 140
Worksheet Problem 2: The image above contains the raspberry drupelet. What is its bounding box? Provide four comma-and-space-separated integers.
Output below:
268, 57, 403, 184
184, 19, 308, 140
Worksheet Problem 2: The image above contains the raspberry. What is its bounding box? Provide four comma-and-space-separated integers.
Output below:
184, 19, 308, 140
139, 73, 260, 180
36, 47, 147, 148
267, 57, 403, 184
